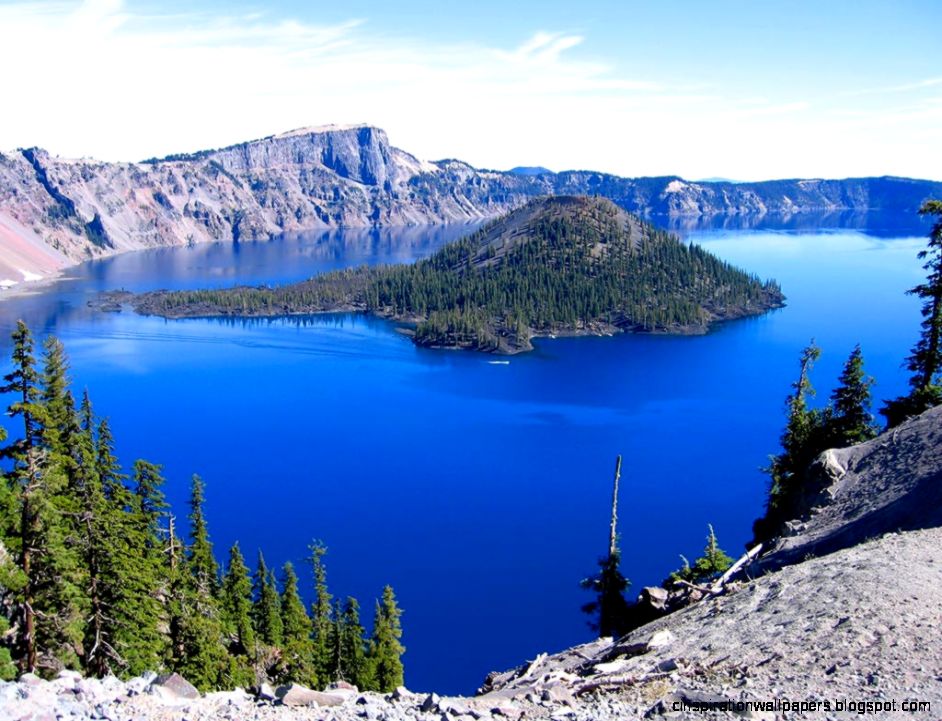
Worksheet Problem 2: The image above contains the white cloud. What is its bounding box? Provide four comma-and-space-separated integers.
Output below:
842, 77, 942, 97
0, 0, 938, 181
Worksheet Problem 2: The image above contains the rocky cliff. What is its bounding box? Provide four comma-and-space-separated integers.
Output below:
2, 124, 941, 289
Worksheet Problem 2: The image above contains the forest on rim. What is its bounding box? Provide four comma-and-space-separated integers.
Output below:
0, 323, 404, 692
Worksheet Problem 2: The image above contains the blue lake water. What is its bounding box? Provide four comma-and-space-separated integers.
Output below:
0, 214, 930, 693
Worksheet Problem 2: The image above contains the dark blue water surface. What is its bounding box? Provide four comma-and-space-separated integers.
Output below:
0, 215, 930, 693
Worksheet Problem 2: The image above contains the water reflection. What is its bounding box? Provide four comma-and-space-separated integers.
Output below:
665, 209, 931, 238
0, 223, 481, 352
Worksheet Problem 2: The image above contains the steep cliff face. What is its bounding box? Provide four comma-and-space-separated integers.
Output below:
1, 124, 940, 288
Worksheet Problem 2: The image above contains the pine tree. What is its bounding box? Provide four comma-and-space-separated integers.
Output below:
690, 525, 733, 582
580, 457, 631, 639
0, 321, 42, 455
308, 540, 332, 683
753, 341, 824, 543
368, 586, 404, 692
328, 598, 345, 684
1, 322, 75, 673
172, 474, 225, 691
95, 420, 125, 501
220, 542, 255, 688
109, 459, 168, 677
882, 200, 942, 426
338, 597, 370, 689
185, 474, 218, 596
73, 412, 124, 677
279, 562, 316, 686
0, 455, 23, 680
252, 551, 283, 647
828, 345, 878, 446
39, 337, 73, 454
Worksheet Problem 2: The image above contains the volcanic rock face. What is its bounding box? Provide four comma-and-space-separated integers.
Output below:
2, 124, 941, 286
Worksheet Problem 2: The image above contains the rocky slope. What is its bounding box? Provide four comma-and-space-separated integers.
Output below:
4, 407, 940, 720
2, 124, 941, 288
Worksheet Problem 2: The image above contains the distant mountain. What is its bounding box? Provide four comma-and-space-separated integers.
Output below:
125, 196, 784, 353
508, 166, 554, 176
2, 123, 941, 284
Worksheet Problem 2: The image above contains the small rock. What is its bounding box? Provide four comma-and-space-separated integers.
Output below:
640, 586, 670, 611
390, 685, 412, 701
420, 692, 441, 712
540, 686, 575, 706
255, 682, 276, 701
647, 630, 676, 650
438, 697, 471, 716
491, 704, 519, 718
149, 672, 201, 700
593, 658, 631, 675
19, 673, 45, 685
276, 682, 345, 707
328, 680, 358, 692
656, 658, 679, 673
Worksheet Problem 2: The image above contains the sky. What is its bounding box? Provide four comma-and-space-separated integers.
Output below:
0, 0, 939, 180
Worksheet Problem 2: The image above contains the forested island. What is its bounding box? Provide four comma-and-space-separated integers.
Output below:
118, 196, 784, 353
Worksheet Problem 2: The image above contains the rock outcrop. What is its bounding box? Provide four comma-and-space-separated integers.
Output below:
2, 124, 941, 288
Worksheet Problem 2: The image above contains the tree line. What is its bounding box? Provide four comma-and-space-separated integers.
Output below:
0, 323, 404, 690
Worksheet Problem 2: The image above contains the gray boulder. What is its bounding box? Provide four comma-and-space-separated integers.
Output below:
148, 672, 200, 700
275, 682, 345, 707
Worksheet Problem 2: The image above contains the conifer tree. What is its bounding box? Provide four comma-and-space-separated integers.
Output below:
252, 551, 283, 647
1, 322, 71, 672
308, 540, 333, 683
368, 586, 405, 692
690, 525, 733, 582
73, 413, 124, 677
39, 337, 73, 454
220, 542, 255, 687
172, 474, 225, 690
828, 345, 878, 446
105, 459, 167, 677
754, 341, 824, 543
882, 200, 942, 426
338, 597, 370, 689
95, 420, 125, 501
0, 447, 22, 681
186, 474, 218, 596
580, 457, 631, 638
0, 321, 42, 453
279, 561, 316, 686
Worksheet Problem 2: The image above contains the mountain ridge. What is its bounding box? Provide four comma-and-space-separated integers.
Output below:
2, 124, 941, 287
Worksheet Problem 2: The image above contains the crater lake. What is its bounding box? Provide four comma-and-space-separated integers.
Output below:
0, 212, 929, 693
